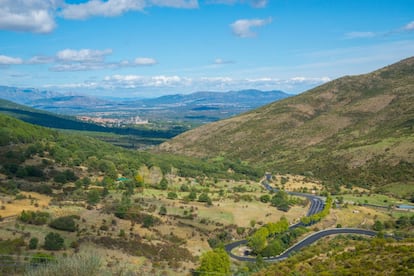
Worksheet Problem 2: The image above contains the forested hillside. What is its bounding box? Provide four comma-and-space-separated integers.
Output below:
0, 114, 262, 183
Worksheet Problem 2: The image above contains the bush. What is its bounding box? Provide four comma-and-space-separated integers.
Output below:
142, 215, 156, 228
198, 193, 212, 204
260, 194, 271, 203
19, 210, 50, 225
44, 232, 65, 250
167, 192, 178, 199
53, 170, 78, 184
30, 252, 55, 266
29, 237, 39, 250
49, 216, 77, 232
87, 189, 101, 205
159, 177, 168, 190
159, 206, 167, 216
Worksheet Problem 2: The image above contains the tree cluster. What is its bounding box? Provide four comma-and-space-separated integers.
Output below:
300, 196, 332, 225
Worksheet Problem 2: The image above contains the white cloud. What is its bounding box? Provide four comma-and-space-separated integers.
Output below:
149, 0, 198, 9
0, 0, 58, 33
230, 17, 272, 38
60, 0, 145, 20
56, 48, 113, 62
61, 0, 198, 20
103, 74, 191, 88
403, 21, 414, 31
344, 31, 376, 39
207, 0, 267, 8
28, 55, 55, 64
134, 57, 157, 65
49, 48, 158, 71
51, 63, 106, 72
0, 55, 23, 65
213, 58, 234, 64
0, 0, 199, 32
249, 0, 267, 8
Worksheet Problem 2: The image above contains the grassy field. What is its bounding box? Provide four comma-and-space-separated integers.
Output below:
380, 182, 414, 198
335, 193, 410, 207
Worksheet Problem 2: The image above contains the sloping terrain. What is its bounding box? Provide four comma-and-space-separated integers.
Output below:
158, 57, 414, 188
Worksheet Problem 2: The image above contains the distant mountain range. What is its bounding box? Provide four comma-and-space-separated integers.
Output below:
158, 57, 414, 190
0, 86, 112, 113
0, 86, 291, 123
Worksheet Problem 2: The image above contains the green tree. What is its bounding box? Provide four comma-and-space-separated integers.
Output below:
188, 191, 197, 201
159, 206, 167, 216
271, 190, 291, 212
248, 227, 269, 253
87, 189, 101, 205
29, 237, 39, 249
159, 177, 168, 190
142, 215, 155, 228
180, 184, 190, 192
197, 248, 230, 276
260, 194, 271, 203
49, 216, 77, 232
373, 220, 384, 231
44, 232, 64, 250
198, 193, 211, 204
19, 210, 50, 225
167, 191, 178, 199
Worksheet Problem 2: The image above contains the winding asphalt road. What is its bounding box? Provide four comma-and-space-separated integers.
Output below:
225, 182, 380, 262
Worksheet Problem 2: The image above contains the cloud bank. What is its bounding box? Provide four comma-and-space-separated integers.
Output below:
47, 75, 330, 95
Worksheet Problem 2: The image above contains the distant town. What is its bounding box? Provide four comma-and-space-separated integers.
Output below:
77, 116, 149, 127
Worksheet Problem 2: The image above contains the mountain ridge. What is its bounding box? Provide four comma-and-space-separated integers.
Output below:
158, 57, 414, 189
0, 86, 291, 123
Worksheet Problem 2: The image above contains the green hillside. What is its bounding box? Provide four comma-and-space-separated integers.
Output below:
0, 113, 260, 183
158, 57, 414, 192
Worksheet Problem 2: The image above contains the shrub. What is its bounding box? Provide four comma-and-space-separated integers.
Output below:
260, 194, 271, 203
198, 193, 212, 204
167, 192, 178, 199
159, 177, 168, 190
87, 189, 101, 205
29, 237, 39, 250
19, 210, 50, 225
142, 215, 156, 228
44, 232, 64, 250
159, 206, 167, 216
49, 216, 77, 232
30, 252, 55, 266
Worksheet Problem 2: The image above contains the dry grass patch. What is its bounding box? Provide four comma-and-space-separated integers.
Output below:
329, 205, 390, 228
272, 174, 323, 192
0, 192, 51, 217
77, 243, 150, 274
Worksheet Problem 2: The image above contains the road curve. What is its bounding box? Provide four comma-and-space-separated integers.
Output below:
225, 182, 378, 262
225, 228, 378, 262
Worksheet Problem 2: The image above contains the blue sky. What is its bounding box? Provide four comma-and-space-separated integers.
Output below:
0, 0, 414, 98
